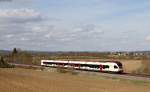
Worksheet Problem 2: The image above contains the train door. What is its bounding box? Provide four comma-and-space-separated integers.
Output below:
74, 64, 79, 69
99, 64, 103, 72
58, 63, 63, 67
70, 63, 74, 69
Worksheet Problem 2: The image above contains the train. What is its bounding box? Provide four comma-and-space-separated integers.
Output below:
41, 60, 123, 73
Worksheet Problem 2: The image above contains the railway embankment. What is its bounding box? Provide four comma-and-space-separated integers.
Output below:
8, 61, 150, 83
42, 67, 150, 82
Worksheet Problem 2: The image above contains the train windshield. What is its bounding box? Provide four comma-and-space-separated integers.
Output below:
114, 65, 118, 69
116, 62, 123, 68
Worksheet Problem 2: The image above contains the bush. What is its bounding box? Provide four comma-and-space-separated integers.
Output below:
0, 56, 14, 68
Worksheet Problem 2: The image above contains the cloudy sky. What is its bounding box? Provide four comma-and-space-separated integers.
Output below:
0, 0, 150, 51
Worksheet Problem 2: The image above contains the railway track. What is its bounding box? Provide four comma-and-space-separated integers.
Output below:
9, 63, 150, 82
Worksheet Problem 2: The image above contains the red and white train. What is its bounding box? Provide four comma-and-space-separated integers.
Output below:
41, 60, 123, 73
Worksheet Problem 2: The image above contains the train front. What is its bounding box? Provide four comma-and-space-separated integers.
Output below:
114, 62, 123, 73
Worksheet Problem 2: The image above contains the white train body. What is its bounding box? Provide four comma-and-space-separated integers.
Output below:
41, 60, 123, 73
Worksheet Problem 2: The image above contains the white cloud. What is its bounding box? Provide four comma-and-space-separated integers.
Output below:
145, 36, 150, 41
5, 34, 14, 38
0, 8, 39, 17
0, 8, 43, 24
32, 26, 43, 33
0, 8, 45, 49
20, 37, 29, 41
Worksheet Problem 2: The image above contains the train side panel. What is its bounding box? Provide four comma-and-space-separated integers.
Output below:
41, 60, 123, 73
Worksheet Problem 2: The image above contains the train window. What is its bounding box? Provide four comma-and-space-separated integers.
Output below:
43, 62, 53, 64
90, 65, 99, 69
81, 64, 89, 67
80, 64, 84, 67
43, 62, 68, 66
64, 63, 68, 66
80, 64, 99, 69
106, 65, 109, 68
114, 65, 118, 69
103, 65, 109, 69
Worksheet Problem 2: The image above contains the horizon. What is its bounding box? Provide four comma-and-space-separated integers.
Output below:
1, 49, 150, 53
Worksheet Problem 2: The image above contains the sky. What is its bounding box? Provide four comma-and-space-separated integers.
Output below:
0, 0, 150, 51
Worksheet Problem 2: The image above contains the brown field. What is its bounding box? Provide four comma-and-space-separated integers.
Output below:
119, 60, 142, 73
0, 68, 150, 92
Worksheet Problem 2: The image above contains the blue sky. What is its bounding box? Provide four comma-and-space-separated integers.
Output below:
0, 0, 150, 51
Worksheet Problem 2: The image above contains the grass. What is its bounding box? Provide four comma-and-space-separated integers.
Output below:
55, 66, 150, 86
106, 77, 149, 85
132, 60, 150, 75
0, 68, 150, 92
56, 67, 79, 75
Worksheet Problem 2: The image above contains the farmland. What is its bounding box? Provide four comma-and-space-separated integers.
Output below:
0, 68, 150, 92
1, 50, 150, 75
0, 50, 150, 92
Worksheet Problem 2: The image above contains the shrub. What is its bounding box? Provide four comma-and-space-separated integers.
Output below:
0, 56, 14, 68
